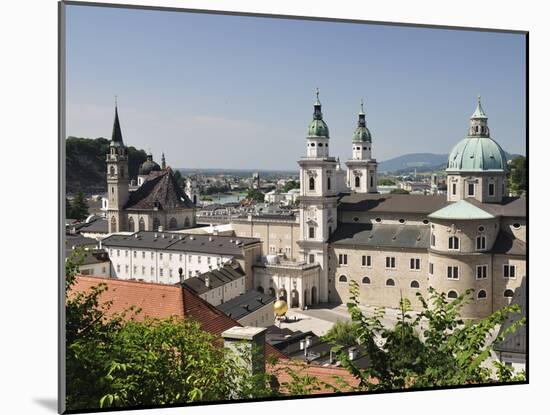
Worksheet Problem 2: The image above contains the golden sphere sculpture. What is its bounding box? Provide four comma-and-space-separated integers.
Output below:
273, 299, 289, 316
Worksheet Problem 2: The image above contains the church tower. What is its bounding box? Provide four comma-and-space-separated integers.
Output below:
446, 96, 508, 203
345, 100, 378, 193
106, 102, 129, 233
297, 90, 338, 304
185, 176, 200, 206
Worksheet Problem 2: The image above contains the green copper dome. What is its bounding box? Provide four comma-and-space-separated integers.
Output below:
308, 119, 330, 137
447, 136, 507, 172
307, 89, 330, 138
352, 101, 371, 142
447, 97, 507, 173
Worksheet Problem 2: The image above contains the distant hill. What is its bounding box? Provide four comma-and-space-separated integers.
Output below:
379, 151, 523, 174
66, 137, 148, 195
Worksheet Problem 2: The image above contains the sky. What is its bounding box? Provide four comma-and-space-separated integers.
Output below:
65, 4, 526, 170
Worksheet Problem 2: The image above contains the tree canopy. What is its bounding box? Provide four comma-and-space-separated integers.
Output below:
508, 156, 527, 195
390, 188, 410, 194
282, 180, 299, 192
246, 188, 265, 202
67, 192, 89, 220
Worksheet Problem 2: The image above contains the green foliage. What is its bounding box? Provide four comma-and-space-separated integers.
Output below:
508, 156, 527, 195
282, 180, 299, 192
66, 137, 148, 194
173, 170, 186, 189
378, 178, 396, 186
65, 252, 279, 411
67, 192, 89, 220
390, 188, 410, 194
246, 188, 265, 202
336, 281, 525, 391
322, 319, 359, 348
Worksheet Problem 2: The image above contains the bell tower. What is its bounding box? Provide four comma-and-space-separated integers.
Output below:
345, 100, 378, 193
106, 101, 129, 233
297, 90, 338, 304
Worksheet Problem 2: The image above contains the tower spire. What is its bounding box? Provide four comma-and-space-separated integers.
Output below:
469, 95, 489, 137
111, 98, 123, 144
161, 152, 166, 170
313, 88, 323, 120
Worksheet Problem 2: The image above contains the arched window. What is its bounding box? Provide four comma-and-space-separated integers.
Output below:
153, 217, 161, 231
327, 177, 331, 190
476, 235, 486, 250
169, 217, 178, 229
110, 216, 117, 231
370, 176, 374, 188
504, 289, 514, 298
447, 290, 458, 299
448, 236, 459, 250
355, 176, 360, 188
362, 276, 371, 285
257, 286, 264, 294
184, 217, 191, 228
138, 217, 145, 231
128, 217, 135, 232
110, 166, 115, 176
338, 275, 348, 283
309, 177, 315, 191
386, 278, 395, 286
477, 290, 487, 299
410, 280, 420, 289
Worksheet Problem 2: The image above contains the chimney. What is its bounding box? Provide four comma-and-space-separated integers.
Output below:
204, 275, 210, 288
222, 326, 267, 393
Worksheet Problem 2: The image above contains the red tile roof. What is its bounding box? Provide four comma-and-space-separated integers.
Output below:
71, 276, 286, 360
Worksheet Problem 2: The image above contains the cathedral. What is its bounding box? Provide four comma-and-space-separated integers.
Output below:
226, 93, 526, 319
105, 105, 196, 233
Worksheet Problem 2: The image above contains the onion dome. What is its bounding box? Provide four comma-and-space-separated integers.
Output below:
139, 153, 161, 175
447, 97, 507, 172
307, 89, 330, 138
352, 99, 372, 143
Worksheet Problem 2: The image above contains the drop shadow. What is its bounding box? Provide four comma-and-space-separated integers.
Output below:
34, 398, 57, 413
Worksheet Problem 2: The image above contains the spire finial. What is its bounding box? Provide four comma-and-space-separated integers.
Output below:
360, 98, 364, 113
316, 87, 319, 100
477, 94, 481, 104
115, 95, 118, 108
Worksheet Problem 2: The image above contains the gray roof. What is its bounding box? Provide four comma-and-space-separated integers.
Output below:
74, 218, 108, 234
330, 223, 430, 249
101, 231, 260, 258
339, 193, 448, 214
217, 289, 275, 320
181, 263, 245, 295
468, 197, 526, 218
492, 231, 527, 256
65, 234, 98, 249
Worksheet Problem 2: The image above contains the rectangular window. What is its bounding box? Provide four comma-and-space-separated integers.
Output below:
447, 266, 459, 279
125, 264, 129, 273
386, 257, 396, 269
179, 254, 183, 262
452, 183, 456, 195
410, 258, 421, 270
133, 251, 136, 258
468, 183, 475, 196
504, 264, 516, 278
159, 253, 163, 260
151, 252, 154, 259
142, 251, 145, 259
116, 264, 120, 273
125, 250, 128, 257
431, 233, 436, 247
361, 255, 372, 267
189, 255, 193, 263
476, 236, 486, 250
150, 267, 154, 276
142, 266, 145, 275
198, 256, 202, 264
169, 269, 173, 277
488, 183, 495, 196
338, 254, 348, 265
429, 263, 434, 275
160, 268, 164, 277
309, 254, 315, 264
476, 265, 488, 279
133, 265, 136, 274
309, 227, 315, 238
169, 254, 172, 260
448, 236, 459, 250
207, 257, 211, 264
117, 250, 120, 257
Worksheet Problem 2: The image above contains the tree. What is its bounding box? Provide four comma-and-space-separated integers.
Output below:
322, 319, 359, 347
508, 156, 527, 195
70, 192, 89, 220
390, 188, 410, 194
173, 170, 185, 189
246, 188, 265, 202
282, 180, 299, 192
65, 252, 278, 411
333, 281, 526, 391
378, 178, 396, 186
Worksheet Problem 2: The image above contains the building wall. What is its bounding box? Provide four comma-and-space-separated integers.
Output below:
106, 246, 234, 284
492, 254, 526, 311
329, 246, 429, 310
231, 220, 300, 261
198, 275, 246, 306
79, 261, 111, 277
237, 303, 275, 327
429, 218, 500, 253
339, 211, 430, 226
447, 173, 506, 203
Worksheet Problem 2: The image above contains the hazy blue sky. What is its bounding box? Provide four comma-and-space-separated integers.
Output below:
65, 4, 526, 170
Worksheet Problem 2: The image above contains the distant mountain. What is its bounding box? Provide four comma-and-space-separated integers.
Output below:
379, 151, 523, 174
